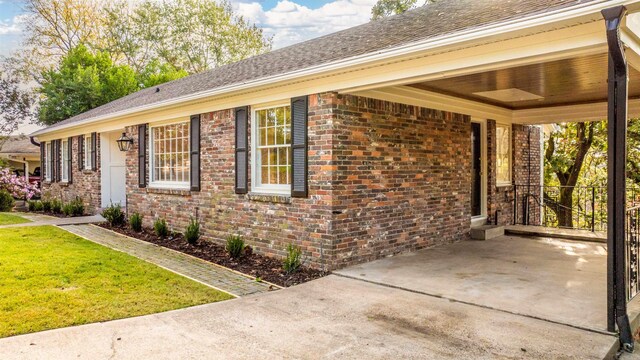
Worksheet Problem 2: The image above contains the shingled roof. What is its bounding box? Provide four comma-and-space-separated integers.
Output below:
0, 136, 39, 154
33, 0, 597, 135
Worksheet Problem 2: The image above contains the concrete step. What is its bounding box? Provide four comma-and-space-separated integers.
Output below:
470, 225, 505, 240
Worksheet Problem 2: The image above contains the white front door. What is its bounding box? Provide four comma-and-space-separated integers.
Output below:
101, 131, 127, 208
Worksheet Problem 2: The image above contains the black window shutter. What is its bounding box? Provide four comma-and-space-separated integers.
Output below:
190, 114, 201, 191
40, 141, 45, 182
291, 96, 308, 197
235, 106, 248, 194
91, 132, 97, 171
138, 124, 147, 188
77, 135, 84, 170
55, 140, 61, 183
49, 141, 55, 182
67, 137, 73, 184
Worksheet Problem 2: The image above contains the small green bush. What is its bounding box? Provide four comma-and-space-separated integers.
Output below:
27, 200, 37, 211
41, 199, 52, 212
62, 203, 73, 216
129, 212, 143, 232
153, 218, 169, 238
225, 235, 245, 259
184, 218, 200, 245
51, 199, 63, 214
282, 243, 302, 275
102, 203, 125, 226
33, 201, 43, 212
0, 190, 15, 212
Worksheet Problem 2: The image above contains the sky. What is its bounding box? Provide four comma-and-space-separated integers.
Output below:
0, 0, 378, 57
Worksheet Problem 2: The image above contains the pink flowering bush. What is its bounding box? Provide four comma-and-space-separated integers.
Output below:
0, 167, 40, 200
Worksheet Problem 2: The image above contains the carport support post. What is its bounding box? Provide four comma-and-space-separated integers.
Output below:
603, 6, 633, 351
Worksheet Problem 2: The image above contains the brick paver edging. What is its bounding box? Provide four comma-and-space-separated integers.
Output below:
59, 224, 279, 297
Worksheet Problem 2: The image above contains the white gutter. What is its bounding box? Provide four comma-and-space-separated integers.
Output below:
31, 0, 640, 137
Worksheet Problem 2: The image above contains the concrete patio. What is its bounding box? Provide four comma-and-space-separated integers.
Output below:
335, 234, 610, 333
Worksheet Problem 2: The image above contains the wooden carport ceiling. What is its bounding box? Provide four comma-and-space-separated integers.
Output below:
411, 53, 640, 110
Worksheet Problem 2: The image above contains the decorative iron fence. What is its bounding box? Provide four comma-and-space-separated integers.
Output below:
513, 185, 640, 232
626, 206, 640, 301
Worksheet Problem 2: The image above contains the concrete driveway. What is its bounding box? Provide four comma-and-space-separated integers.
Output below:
0, 275, 617, 359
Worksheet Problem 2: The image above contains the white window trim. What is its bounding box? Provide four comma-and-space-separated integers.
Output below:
61, 139, 69, 182
84, 134, 92, 170
496, 123, 512, 187
148, 120, 191, 190
251, 103, 292, 195
44, 142, 52, 182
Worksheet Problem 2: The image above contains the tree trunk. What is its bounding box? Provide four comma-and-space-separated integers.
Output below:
558, 187, 574, 228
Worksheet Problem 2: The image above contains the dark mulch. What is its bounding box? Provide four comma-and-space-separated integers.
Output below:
97, 223, 328, 287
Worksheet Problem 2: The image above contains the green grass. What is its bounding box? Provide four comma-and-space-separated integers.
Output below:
0, 213, 31, 226
0, 226, 233, 338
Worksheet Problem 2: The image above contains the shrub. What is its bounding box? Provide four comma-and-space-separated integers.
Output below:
62, 198, 84, 217
51, 199, 63, 214
62, 203, 73, 216
0, 190, 15, 212
33, 201, 43, 212
27, 200, 37, 211
282, 243, 302, 275
0, 167, 40, 200
102, 203, 125, 226
41, 199, 52, 212
225, 235, 245, 259
153, 218, 169, 238
184, 218, 200, 245
129, 212, 143, 232
69, 198, 85, 216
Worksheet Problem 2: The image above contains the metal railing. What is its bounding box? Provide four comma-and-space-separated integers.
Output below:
626, 206, 640, 301
513, 185, 640, 232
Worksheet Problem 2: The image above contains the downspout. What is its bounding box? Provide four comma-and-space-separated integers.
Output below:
602, 5, 633, 352
29, 137, 40, 147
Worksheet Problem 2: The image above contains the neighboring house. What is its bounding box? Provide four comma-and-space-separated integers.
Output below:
0, 135, 41, 187
30, 0, 640, 272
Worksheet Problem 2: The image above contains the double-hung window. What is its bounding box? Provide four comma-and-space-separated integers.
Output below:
61, 139, 69, 182
252, 105, 291, 194
84, 135, 92, 170
44, 142, 52, 182
496, 124, 511, 185
150, 121, 190, 188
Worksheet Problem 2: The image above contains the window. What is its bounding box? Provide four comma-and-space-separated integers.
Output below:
84, 135, 92, 170
44, 142, 51, 181
496, 124, 511, 185
61, 139, 69, 182
150, 121, 190, 188
252, 104, 291, 194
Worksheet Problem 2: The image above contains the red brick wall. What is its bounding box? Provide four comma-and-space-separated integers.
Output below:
125, 93, 336, 269
328, 94, 472, 268
41, 136, 102, 214
486, 121, 541, 226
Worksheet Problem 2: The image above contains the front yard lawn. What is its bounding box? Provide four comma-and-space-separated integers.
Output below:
0, 213, 30, 226
0, 226, 233, 338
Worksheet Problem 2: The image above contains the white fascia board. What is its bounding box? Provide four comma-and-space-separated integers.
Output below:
31, 0, 640, 137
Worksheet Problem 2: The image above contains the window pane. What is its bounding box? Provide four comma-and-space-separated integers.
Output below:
267, 127, 275, 146
278, 166, 287, 184
254, 105, 292, 189
150, 122, 190, 185
261, 166, 269, 184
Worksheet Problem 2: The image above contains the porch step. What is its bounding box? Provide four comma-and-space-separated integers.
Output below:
504, 225, 606, 243
470, 225, 505, 240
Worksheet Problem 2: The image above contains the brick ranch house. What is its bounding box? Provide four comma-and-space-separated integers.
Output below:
31, 0, 640, 271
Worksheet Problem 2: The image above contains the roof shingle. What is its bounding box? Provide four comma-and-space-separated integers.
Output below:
35, 0, 595, 134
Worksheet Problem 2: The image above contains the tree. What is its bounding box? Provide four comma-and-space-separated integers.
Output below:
371, 0, 432, 20
0, 70, 34, 135
103, 0, 272, 74
38, 45, 139, 125
544, 122, 602, 228
136, 60, 188, 89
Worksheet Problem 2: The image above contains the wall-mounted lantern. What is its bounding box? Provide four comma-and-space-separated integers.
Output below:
116, 132, 134, 152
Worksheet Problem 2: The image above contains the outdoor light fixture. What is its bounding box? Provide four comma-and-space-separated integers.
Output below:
116, 132, 133, 152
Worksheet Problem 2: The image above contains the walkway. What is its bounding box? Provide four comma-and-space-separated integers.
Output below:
0, 214, 105, 228
60, 224, 275, 297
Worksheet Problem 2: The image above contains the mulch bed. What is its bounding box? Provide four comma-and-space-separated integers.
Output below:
97, 223, 328, 287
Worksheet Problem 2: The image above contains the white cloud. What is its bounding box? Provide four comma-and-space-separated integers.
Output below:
0, 14, 26, 35
233, 0, 377, 49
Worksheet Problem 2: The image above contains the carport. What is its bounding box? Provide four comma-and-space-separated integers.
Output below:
333, 3, 640, 351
